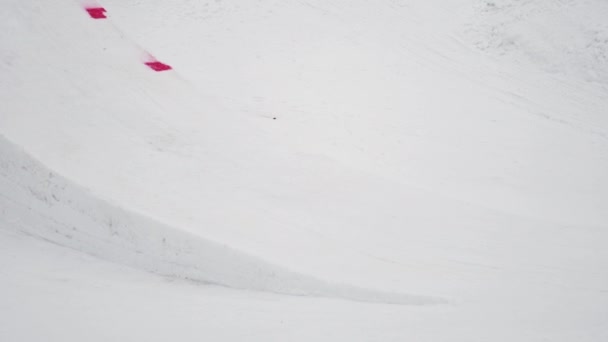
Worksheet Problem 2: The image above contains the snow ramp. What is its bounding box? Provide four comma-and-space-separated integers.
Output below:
0, 135, 444, 305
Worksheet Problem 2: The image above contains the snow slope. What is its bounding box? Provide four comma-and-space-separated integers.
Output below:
1, 0, 608, 340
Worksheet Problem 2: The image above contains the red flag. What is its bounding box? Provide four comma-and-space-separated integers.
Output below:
145, 61, 173, 72
86, 7, 107, 19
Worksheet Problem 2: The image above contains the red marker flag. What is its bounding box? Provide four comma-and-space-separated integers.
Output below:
86, 7, 107, 19
145, 61, 172, 72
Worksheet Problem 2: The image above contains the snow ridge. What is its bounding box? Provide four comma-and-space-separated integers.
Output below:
0, 135, 445, 305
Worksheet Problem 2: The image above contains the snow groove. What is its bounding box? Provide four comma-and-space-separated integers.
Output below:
0, 135, 445, 305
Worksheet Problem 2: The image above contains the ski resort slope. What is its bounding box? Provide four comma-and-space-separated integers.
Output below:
1, 0, 608, 341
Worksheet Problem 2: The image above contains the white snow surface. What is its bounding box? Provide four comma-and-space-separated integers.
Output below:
1, 0, 608, 340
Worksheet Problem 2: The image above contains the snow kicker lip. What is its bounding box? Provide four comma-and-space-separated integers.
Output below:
0, 135, 446, 306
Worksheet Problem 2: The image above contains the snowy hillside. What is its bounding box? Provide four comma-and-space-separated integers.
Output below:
1, 0, 607, 341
